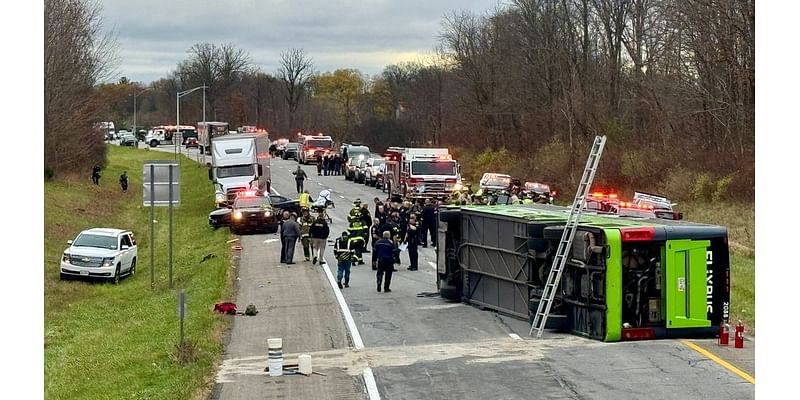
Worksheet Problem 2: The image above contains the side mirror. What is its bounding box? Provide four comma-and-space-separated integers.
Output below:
121, 245, 130, 250
67, 239, 73, 245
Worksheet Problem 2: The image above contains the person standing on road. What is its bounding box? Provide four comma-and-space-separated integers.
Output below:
421, 199, 437, 248
316, 154, 323, 176
91, 164, 102, 185
279, 210, 290, 263
333, 154, 342, 176
404, 215, 420, 271
281, 213, 301, 264
293, 166, 308, 194
119, 171, 128, 192
374, 231, 396, 292
309, 214, 330, 265
334, 231, 354, 289
299, 189, 312, 211
299, 209, 314, 262
370, 217, 382, 270
359, 203, 372, 251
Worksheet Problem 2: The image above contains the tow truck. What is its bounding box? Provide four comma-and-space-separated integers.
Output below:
382, 147, 460, 200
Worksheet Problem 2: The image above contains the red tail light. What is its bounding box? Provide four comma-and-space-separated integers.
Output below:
620, 227, 656, 242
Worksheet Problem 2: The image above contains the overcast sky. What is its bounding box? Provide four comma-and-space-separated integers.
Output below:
99, 0, 503, 84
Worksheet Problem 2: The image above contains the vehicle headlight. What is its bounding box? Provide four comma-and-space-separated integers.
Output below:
264, 211, 272, 217
62, 253, 70, 262
215, 193, 226, 204
102, 257, 115, 267
234, 211, 243, 220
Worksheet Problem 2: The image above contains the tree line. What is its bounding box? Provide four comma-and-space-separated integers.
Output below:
47, 0, 754, 202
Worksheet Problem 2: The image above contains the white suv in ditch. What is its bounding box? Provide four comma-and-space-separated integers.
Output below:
60, 228, 138, 284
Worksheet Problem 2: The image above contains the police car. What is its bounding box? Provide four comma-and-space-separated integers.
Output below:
230, 191, 279, 234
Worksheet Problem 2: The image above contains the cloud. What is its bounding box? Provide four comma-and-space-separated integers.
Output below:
99, 0, 501, 83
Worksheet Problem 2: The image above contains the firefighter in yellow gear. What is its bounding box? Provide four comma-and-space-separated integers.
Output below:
299, 190, 312, 210
347, 221, 366, 265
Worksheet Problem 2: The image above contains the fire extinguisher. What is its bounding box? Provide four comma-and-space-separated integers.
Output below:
734, 320, 744, 348
718, 321, 729, 346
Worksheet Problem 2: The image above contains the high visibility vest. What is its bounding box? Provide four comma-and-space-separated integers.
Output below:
299, 192, 311, 208
522, 198, 533, 205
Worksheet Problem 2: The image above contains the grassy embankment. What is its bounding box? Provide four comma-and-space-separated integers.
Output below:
45, 145, 234, 399
681, 201, 755, 335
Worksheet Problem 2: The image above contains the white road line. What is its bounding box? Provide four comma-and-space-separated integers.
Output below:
319, 261, 364, 349
509, 333, 522, 340
339, 195, 346, 199
362, 367, 382, 400
270, 186, 281, 196
427, 261, 437, 270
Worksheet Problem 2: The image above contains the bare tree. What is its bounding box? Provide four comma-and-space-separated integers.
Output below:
45, 0, 118, 177
278, 48, 314, 130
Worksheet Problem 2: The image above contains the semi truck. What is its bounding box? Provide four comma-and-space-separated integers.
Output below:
209, 132, 271, 208
383, 147, 460, 200
436, 203, 730, 341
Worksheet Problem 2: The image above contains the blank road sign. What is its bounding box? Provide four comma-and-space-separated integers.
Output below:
143, 161, 180, 206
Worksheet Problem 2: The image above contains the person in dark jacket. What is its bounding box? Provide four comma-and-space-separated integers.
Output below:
316, 154, 323, 176
278, 210, 290, 263
420, 199, 437, 248
91, 164, 102, 185
374, 231, 396, 292
293, 166, 308, 193
333, 154, 342, 176
334, 231, 354, 288
119, 171, 129, 192
299, 209, 314, 261
309, 214, 330, 265
370, 217, 382, 270
359, 203, 372, 250
281, 213, 301, 264
383, 213, 402, 269
404, 215, 420, 271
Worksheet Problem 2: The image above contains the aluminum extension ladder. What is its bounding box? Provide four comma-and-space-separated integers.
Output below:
529, 135, 607, 338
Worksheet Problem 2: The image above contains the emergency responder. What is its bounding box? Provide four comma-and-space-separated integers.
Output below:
420, 199, 437, 248
299, 189, 312, 211
334, 231, 354, 289
316, 154, 323, 176
299, 209, 314, 262
386, 212, 402, 267
359, 203, 372, 250
293, 166, 308, 193
370, 217, 382, 270
521, 193, 534, 204
374, 231, 396, 292
347, 199, 367, 264
404, 215, 420, 271
309, 214, 330, 265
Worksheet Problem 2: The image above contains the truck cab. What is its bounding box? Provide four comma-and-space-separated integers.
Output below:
209, 133, 271, 208
383, 147, 459, 200
298, 134, 335, 164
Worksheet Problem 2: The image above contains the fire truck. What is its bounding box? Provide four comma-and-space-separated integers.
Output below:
382, 147, 460, 200
298, 133, 335, 164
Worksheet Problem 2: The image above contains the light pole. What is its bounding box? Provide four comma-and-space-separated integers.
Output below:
176, 85, 208, 162
132, 86, 152, 145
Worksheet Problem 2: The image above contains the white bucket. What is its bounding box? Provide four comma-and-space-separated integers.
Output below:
267, 338, 283, 377
298, 354, 312, 375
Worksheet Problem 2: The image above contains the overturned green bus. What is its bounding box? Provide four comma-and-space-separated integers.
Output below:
436, 204, 730, 341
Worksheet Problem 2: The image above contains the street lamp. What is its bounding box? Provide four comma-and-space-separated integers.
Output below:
132, 86, 153, 145
176, 85, 208, 162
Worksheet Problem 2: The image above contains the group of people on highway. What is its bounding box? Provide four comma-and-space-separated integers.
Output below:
285, 160, 442, 292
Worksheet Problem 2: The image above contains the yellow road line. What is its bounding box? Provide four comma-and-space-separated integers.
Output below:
680, 339, 755, 384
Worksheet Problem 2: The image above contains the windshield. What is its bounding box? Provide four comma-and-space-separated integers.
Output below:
306, 139, 333, 148
525, 182, 550, 192
482, 175, 511, 187
234, 196, 271, 208
411, 161, 457, 176
371, 159, 385, 167
73, 234, 118, 250
217, 164, 255, 179
287, 143, 299, 150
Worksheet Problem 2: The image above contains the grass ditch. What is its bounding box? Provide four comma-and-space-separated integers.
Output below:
45, 145, 234, 399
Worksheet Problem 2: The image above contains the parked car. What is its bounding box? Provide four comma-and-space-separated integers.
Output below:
364, 157, 385, 187
185, 137, 199, 149
60, 228, 138, 284
282, 142, 300, 160
354, 158, 369, 184
119, 133, 137, 147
